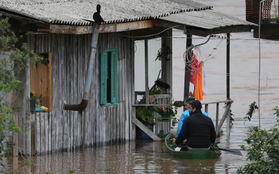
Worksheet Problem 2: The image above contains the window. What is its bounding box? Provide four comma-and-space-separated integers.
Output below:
100, 49, 118, 105
30, 52, 52, 111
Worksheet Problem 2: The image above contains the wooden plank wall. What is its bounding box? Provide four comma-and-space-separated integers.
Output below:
21, 30, 135, 155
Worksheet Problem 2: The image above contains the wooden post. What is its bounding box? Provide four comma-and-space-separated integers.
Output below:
216, 103, 219, 131
144, 39, 149, 104
226, 33, 230, 100
216, 102, 232, 136
31, 122, 35, 155
12, 114, 18, 157
161, 29, 172, 94
82, 110, 86, 149
205, 104, 208, 113
226, 107, 231, 136
11, 90, 18, 157
183, 30, 192, 111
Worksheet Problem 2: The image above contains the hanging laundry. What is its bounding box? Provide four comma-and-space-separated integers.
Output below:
193, 62, 203, 101
189, 51, 199, 86
201, 62, 207, 96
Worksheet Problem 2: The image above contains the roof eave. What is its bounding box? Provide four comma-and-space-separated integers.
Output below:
188, 25, 255, 36
0, 9, 49, 28
154, 19, 255, 36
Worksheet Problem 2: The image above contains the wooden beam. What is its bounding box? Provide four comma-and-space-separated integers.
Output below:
100, 20, 153, 33
37, 28, 49, 32
49, 25, 80, 34
132, 117, 161, 141
49, 20, 154, 34
49, 25, 95, 34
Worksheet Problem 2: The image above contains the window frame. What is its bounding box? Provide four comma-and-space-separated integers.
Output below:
100, 49, 118, 105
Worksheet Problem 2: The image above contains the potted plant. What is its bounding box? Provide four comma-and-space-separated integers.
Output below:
30, 90, 45, 111
155, 106, 177, 120
136, 83, 163, 124
136, 106, 160, 140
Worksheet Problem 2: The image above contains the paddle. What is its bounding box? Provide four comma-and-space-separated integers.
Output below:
217, 147, 242, 156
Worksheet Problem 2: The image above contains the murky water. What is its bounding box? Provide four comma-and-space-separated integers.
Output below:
3, 117, 277, 174
3, 0, 279, 173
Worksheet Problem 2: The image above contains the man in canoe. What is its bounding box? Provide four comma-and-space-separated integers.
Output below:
175, 98, 209, 138
171, 100, 216, 149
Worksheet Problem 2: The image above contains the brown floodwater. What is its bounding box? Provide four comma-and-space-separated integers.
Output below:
3, 0, 279, 173
4, 117, 277, 174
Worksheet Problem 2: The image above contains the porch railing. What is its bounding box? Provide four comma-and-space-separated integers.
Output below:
133, 93, 173, 140
202, 100, 233, 136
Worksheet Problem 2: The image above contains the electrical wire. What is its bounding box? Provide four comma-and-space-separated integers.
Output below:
122, 25, 182, 39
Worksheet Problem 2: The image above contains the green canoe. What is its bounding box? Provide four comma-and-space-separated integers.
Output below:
164, 134, 221, 159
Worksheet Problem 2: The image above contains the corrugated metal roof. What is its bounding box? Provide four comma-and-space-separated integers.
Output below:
0, 0, 212, 25
159, 9, 255, 30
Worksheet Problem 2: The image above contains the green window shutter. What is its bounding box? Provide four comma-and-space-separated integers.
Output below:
100, 52, 108, 104
110, 50, 118, 103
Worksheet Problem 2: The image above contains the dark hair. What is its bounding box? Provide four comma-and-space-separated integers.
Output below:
189, 100, 202, 110
185, 98, 195, 103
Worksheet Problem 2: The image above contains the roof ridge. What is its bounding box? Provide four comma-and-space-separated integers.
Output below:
0, 0, 75, 6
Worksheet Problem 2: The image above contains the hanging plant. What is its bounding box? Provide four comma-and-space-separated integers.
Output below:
155, 46, 172, 61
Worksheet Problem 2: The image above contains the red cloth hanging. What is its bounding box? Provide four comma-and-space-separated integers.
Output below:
190, 51, 199, 86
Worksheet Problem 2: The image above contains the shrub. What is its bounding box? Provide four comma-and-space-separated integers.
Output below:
237, 119, 279, 173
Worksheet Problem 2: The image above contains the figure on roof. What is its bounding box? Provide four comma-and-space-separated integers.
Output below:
93, 4, 104, 23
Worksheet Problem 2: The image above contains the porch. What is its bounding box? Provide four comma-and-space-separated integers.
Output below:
132, 97, 233, 141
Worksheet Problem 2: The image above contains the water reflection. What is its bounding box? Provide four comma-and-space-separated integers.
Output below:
4, 117, 276, 174
5, 141, 240, 174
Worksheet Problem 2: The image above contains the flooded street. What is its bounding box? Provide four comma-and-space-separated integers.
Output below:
5, 117, 277, 174
3, 0, 279, 173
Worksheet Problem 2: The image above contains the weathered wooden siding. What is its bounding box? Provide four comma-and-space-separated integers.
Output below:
21, 31, 135, 154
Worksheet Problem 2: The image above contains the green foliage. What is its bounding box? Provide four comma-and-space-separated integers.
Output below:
244, 101, 258, 121
237, 120, 279, 174
0, 15, 17, 51
10, 43, 42, 76
273, 106, 279, 117
155, 46, 172, 61
0, 14, 41, 171
149, 85, 161, 95
136, 106, 160, 124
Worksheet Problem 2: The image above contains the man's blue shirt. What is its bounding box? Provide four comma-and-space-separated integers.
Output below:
175, 109, 209, 138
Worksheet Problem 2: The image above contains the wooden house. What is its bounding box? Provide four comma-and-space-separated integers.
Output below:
245, 0, 279, 39
0, 0, 255, 156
